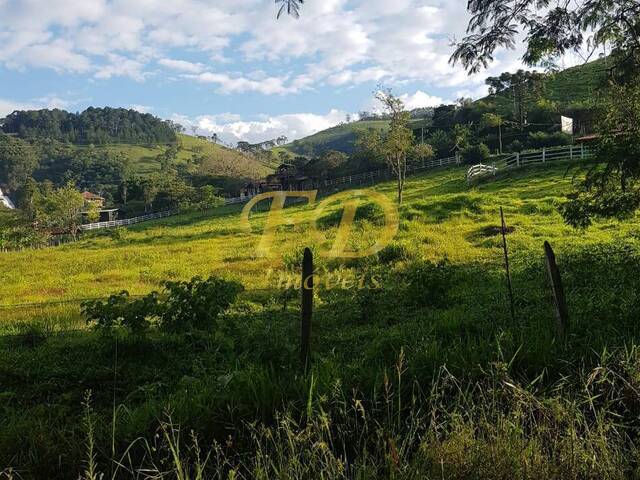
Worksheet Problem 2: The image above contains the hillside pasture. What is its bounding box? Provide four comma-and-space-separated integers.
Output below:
4, 160, 640, 478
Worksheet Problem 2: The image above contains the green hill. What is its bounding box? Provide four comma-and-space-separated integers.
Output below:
281, 120, 390, 156
280, 59, 609, 158
106, 134, 273, 189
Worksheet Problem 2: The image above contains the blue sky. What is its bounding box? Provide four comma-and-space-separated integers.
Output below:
0, 0, 577, 144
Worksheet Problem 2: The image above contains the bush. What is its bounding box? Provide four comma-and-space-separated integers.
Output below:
159, 276, 244, 333
527, 131, 572, 149
82, 291, 159, 336
461, 143, 491, 164
507, 140, 524, 153
82, 276, 244, 335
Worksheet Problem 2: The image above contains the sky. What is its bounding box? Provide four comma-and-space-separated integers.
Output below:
0, 0, 581, 145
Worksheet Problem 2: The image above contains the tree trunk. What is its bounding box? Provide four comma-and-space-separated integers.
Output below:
498, 124, 503, 154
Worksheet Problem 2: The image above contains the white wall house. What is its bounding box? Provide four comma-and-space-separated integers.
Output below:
0, 188, 15, 209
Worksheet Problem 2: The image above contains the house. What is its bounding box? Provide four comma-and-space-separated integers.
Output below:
240, 164, 314, 199
81, 191, 105, 208
264, 163, 312, 190
80, 191, 118, 223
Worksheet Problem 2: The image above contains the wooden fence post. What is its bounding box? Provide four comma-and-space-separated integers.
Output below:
542, 147, 546, 163
516, 153, 520, 167
580, 143, 585, 159
544, 241, 569, 338
301, 247, 313, 370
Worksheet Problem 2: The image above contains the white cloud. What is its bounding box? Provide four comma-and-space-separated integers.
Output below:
186, 71, 292, 95
158, 58, 205, 74
172, 109, 349, 145
0, 95, 80, 116
0, 99, 39, 117
95, 54, 148, 82
129, 104, 154, 113
399, 90, 445, 109
0, 0, 565, 96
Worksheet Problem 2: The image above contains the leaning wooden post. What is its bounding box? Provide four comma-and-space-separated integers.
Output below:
500, 207, 516, 323
301, 247, 313, 370
544, 241, 569, 338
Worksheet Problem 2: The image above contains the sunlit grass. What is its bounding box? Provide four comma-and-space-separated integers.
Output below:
1, 161, 636, 325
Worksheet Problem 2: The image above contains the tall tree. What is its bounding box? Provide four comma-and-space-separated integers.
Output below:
451, 0, 640, 77
481, 113, 504, 153
373, 89, 414, 204
560, 81, 640, 227
0, 135, 39, 192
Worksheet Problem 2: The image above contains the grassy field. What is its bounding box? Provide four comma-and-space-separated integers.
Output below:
0, 159, 632, 317
3, 160, 640, 478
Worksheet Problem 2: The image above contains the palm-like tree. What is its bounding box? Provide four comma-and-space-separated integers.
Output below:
275, 0, 304, 19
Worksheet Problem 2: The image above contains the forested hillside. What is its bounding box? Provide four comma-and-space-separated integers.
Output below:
280, 58, 608, 160
1, 107, 178, 144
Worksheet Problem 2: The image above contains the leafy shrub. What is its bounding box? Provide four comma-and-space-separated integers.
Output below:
82, 275, 243, 335
527, 131, 572, 149
82, 291, 159, 336
107, 227, 128, 241
461, 143, 491, 164
507, 140, 524, 153
159, 276, 244, 333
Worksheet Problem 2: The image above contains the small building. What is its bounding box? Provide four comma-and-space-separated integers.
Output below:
238, 164, 314, 199
264, 164, 312, 191
81, 191, 105, 208
80, 191, 118, 223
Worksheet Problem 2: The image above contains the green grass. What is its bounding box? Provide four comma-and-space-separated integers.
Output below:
0, 160, 630, 317
102, 134, 273, 193
4, 160, 640, 478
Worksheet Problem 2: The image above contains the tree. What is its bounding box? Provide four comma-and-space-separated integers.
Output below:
86, 201, 101, 223
196, 185, 223, 211
275, 0, 305, 19
560, 81, 640, 227
0, 135, 39, 192
373, 89, 414, 204
481, 113, 504, 153
451, 0, 640, 77
412, 143, 435, 165
141, 176, 161, 212
35, 182, 84, 238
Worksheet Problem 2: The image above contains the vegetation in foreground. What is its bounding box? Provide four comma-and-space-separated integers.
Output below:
2, 162, 640, 478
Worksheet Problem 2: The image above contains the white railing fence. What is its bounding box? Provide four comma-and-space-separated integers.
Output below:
80, 210, 177, 231
467, 144, 593, 184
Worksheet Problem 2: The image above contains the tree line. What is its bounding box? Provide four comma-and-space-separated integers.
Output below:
1, 107, 178, 144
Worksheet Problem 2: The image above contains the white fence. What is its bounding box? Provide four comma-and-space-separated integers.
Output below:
467, 144, 593, 183
225, 155, 461, 205
80, 210, 177, 231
